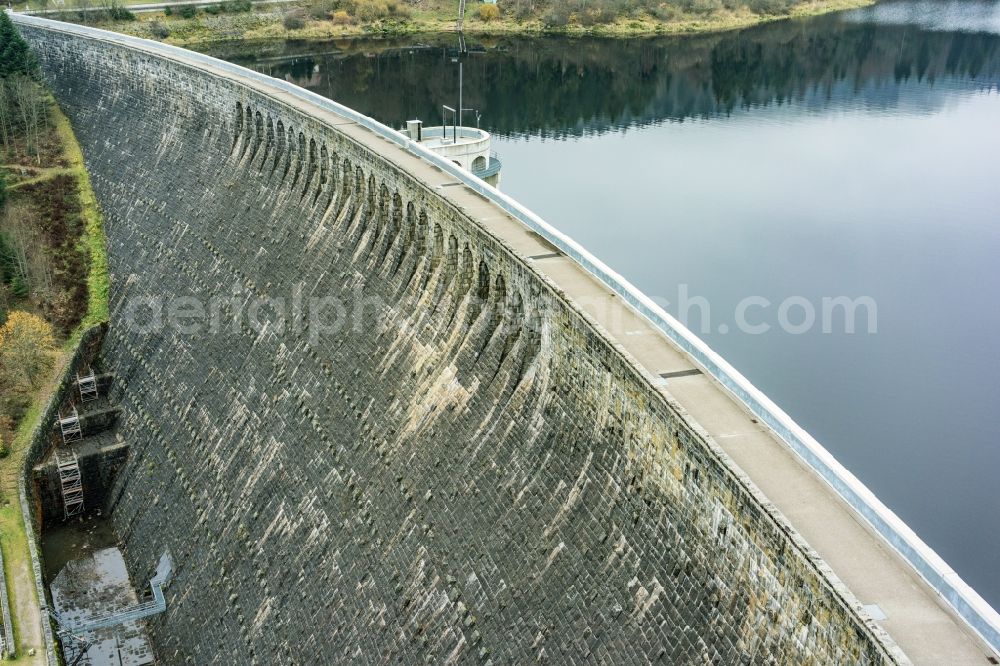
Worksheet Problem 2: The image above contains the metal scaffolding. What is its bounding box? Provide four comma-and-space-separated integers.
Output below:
52, 552, 172, 636
58, 407, 82, 444
77, 369, 98, 403
55, 449, 85, 519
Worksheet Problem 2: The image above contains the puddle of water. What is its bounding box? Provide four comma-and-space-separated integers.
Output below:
42, 515, 118, 586
44, 517, 156, 665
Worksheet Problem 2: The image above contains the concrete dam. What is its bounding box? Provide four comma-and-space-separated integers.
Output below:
12, 14, 1000, 665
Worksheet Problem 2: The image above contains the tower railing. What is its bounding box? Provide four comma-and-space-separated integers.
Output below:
57, 407, 82, 444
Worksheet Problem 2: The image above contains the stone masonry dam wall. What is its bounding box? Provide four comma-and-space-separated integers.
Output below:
16, 19, 900, 664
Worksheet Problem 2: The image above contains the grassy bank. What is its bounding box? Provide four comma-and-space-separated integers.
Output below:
0, 92, 108, 663
54, 103, 109, 337
77, 0, 874, 46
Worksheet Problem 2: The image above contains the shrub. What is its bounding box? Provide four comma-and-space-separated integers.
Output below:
164, 4, 172, 13
178, 4, 197, 17
579, 6, 614, 24
290, 0, 414, 27
0, 226, 29, 300
0, 233, 14, 286
204, 4, 222, 13
511, 1, 532, 19
100, 0, 135, 21
651, 2, 678, 19
355, 0, 389, 21
0, 414, 12, 457
679, 0, 722, 13
745, 0, 790, 13
149, 20, 171, 37
0, 415, 11, 458
386, 0, 410, 17
304, 0, 331, 19
477, 3, 500, 20
9, 275, 27, 299
222, 0, 253, 12
283, 10, 306, 28
542, 6, 569, 26
107, 3, 136, 20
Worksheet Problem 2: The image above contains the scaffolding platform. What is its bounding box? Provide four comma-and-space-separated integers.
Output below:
58, 407, 82, 444
77, 369, 99, 403
55, 449, 85, 519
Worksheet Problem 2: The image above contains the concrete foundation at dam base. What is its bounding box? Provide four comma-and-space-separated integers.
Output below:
9, 12, 1000, 665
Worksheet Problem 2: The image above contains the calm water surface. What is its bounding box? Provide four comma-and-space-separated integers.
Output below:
211, 2, 1000, 608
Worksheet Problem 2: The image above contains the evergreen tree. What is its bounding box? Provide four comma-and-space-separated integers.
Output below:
0, 232, 13, 285
0, 12, 36, 79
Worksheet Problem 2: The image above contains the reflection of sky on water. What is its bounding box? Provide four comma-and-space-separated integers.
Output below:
51, 548, 155, 665
784, 76, 998, 116
844, 0, 1000, 34
497, 80, 1000, 609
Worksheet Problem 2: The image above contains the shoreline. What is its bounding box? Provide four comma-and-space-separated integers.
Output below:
59, 0, 876, 47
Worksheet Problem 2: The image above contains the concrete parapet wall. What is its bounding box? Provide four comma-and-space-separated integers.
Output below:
14, 18, 903, 664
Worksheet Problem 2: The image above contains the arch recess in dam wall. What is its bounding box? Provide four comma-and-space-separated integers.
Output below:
14, 15, 996, 665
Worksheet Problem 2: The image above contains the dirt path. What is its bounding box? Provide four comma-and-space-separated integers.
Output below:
6, 166, 72, 190
10, 552, 43, 663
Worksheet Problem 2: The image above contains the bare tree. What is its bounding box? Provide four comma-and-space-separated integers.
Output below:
25, 84, 48, 164
0, 83, 11, 155
97, 0, 115, 20
8, 78, 48, 164
27, 237, 53, 296
9, 77, 34, 159
75, 0, 96, 22
2, 201, 36, 293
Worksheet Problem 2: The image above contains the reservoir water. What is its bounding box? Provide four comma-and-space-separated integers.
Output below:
211, 0, 1000, 609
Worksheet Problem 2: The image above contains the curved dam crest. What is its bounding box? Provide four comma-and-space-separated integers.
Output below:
11, 14, 994, 664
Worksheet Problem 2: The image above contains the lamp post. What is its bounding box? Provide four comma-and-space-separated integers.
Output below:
462, 108, 481, 129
